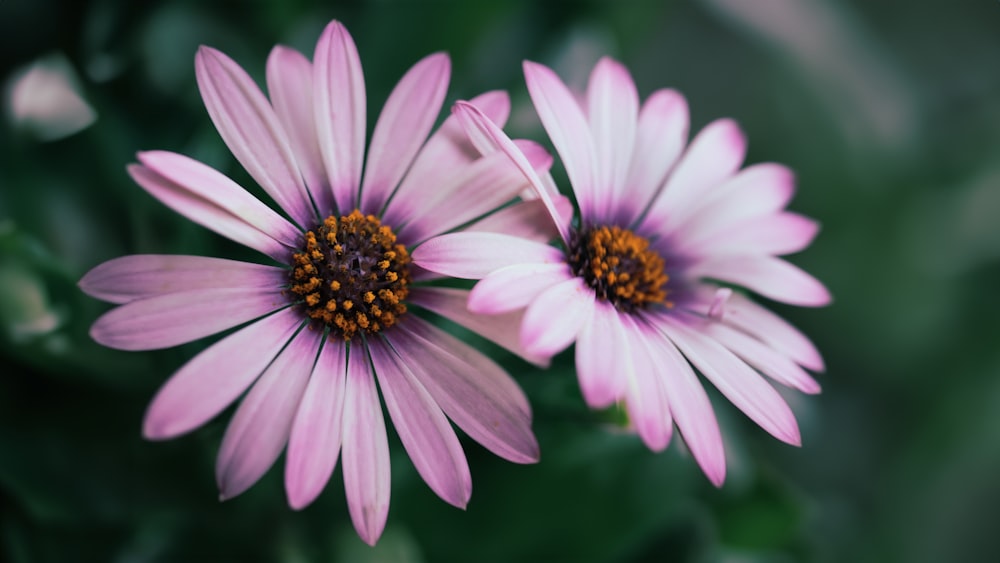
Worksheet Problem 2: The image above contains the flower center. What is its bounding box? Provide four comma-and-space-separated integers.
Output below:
567, 225, 670, 312
289, 210, 410, 340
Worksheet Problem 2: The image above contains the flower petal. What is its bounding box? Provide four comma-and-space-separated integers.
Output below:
360, 53, 450, 215
655, 314, 801, 446
387, 316, 538, 463
463, 197, 569, 244
521, 276, 595, 358
682, 212, 820, 257
621, 316, 673, 452
79, 254, 287, 305
587, 57, 638, 225
703, 322, 821, 394
216, 327, 321, 500
691, 255, 831, 307
266, 45, 333, 217
285, 338, 348, 510
90, 288, 288, 351
314, 20, 366, 213
341, 343, 390, 546
575, 300, 628, 408
467, 262, 573, 314
722, 291, 826, 371
142, 307, 302, 440
369, 337, 471, 508
195, 46, 314, 227
412, 232, 565, 279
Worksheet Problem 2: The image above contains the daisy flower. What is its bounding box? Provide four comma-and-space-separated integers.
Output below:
414, 58, 830, 486
79, 21, 547, 545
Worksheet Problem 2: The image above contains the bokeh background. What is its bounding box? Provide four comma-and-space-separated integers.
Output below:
2, 0, 1000, 561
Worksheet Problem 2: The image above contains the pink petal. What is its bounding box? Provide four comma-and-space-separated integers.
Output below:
620, 316, 673, 451
341, 343, 391, 546
641, 118, 747, 235
621, 89, 689, 226
587, 57, 638, 224
411, 232, 565, 279
142, 307, 302, 440
360, 53, 450, 215
408, 286, 550, 367
266, 45, 333, 217
387, 316, 538, 463
690, 256, 831, 307
656, 314, 801, 446
314, 20, 366, 213
722, 291, 825, 371
523, 61, 599, 223
467, 261, 572, 315
521, 276, 596, 358
463, 198, 568, 244
79, 254, 286, 305
128, 161, 294, 262
285, 339, 348, 510
575, 300, 628, 408
452, 101, 571, 242
195, 46, 314, 227
368, 337, 471, 508
90, 288, 288, 351
216, 327, 322, 500
643, 325, 727, 486
682, 212, 820, 257
704, 322, 821, 394
382, 90, 511, 229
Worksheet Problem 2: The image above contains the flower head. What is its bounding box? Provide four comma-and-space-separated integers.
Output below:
414, 58, 830, 486
79, 21, 547, 545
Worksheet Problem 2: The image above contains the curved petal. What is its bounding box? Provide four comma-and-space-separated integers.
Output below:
621, 316, 673, 452
79, 254, 286, 305
195, 46, 314, 227
341, 343, 391, 546
655, 314, 801, 446
468, 262, 573, 314
682, 212, 820, 257
691, 256, 831, 307
142, 307, 302, 440
521, 276, 596, 358
90, 288, 288, 351
266, 45, 332, 217
314, 20, 366, 213
575, 300, 628, 408
703, 322, 821, 394
408, 286, 550, 367
587, 57, 638, 224
216, 327, 321, 500
463, 197, 569, 244
523, 61, 599, 224
360, 52, 450, 215
722, 291, 825, 371
411, 232, 565, 279
286, 339, 348, 510
369, 337, 471, 508
387, 316, 538, 463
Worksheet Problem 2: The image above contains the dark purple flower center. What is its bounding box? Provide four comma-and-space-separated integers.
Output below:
289, 210, 410, 340
567, 225, 671, 312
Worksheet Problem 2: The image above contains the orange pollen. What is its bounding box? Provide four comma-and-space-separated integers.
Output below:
567, 225, 670, 312
288, 210, 410, 340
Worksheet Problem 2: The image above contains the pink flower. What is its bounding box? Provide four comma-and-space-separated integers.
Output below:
414, 58, 830, 486
79, 21, 546, 545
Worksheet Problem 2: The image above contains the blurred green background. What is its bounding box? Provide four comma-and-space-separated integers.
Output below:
2, 0, 1000, 561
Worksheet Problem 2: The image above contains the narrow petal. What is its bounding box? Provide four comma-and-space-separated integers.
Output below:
468, 262, 573, 314
704, 322, 821, 394
621, 316, 673, 452
142, 307, 302, 440
587, 57, 638, 224
521, 276, 596, 358
79, 254, 286, 305
383, 90, 511, 229
641, 118, 747, 235
722, 291, 825, 371
195, 46, 314, 227
388, 316, 538, 463
690, 256, 831, 307
216, 328, 321, 500
642, 326, 727, 486
341, 344, 391, 546
656, 315, 801, 446
575, 300, 628, 408
681, 212, 820, 257
360, 53, 450, 215
407, 286, 551, 367
314, 20, 366, 213
369, 338, 471, 508
128, 162, 294, 262
411, 232, 565, 279
266, 45, 332, 217
286, 339, 348, 510
463, 197, 569, 244
90, 288, 288, 351
523, 61, 599, 223
622, 89, 689, 227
